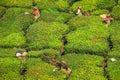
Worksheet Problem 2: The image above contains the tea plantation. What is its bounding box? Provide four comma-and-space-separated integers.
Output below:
0, 0, 120, 80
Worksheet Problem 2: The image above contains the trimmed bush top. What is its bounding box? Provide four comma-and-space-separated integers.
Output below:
112, 5, 120, 20
35, 0, 71, 11
70, 0, 115, 12
0, 58, 21, 80
109, 20, 120, 47
0, 33, 26, 47
91, 9, 109, 16
26, 21, 69, 50
107, 57, 120, 80
65, 24, 109, 54
68, 16, 105, 30
28, 49, 60, 58
60, 54, 106, 80
109, 49, 120, 58
38, 10, 75, 23
0, 0, 32, 7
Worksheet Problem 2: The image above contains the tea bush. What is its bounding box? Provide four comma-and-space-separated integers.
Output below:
35, 0, 57, 10
109, 20, 120, 50
69, 67, 107, 80
0, 58, 21, 80
0, 48, 17, 57
67, 16, 104, 30
96, 0, 116, 9
0, 33, 26, 47
60, 54, 106, 80
0, 8, 26, 29
0, 8, 33, 38
55, 0, 69, 11
25, 58, 65, 80
109, 49, 120, 58
0, 6, 6, 18
0, 8, 34, 47
70, 0, 97, 12
26, 21, 69, 50
65, 25, 109, 55
38, 10, 75, 23
70, 0, 115, 12
9, 13, 34, 32
28, 49, 60, 58
91, 9, 109, 15
35, 0, 72, 11
111, 5, 120, 20
107, 57, 120, 80
0, 0, 32, 7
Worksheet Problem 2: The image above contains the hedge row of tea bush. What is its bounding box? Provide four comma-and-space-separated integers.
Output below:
25, 58, 65, 80
109, 49, 120, 58
0, 8, 34, 47
109, 20, 120, 50
26, 21, 69, 50
111, 5, 120, 20
28, 49, 60, 58
0, 53, 105, 80
91, 9, 109, 16
60, 54, 106, 80
66, 16, 109, 55
0, 58, 21, 80
107, 57, 120, 80
38, 10, 75, 23
0, 0, 32, 7
0, 8, 32, 37
0, 48, 17, 57
0, 33, 26, 47
70, 0, 115, 12
35, 0, 75, 11
67, 16, 104, 30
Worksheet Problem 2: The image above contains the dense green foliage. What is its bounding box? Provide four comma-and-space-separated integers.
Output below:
65, 25, 109, 55
107, 58, 120, 80
91, 9, 109, 15
70, 0, 97, 12
111, 5, 120, 20
26, 21, 69, 50
0, 58, 21, 80
35, 0, 74, 11
0, 0, 120, 80
70, 0, 115, 12
96, 0, 116, 9
109, 49, 120, 57
38, 10, 75, 23
25, 58, 65, 80
28, 49, 59, 56
0, 0, 32, 7
60, 54, 106, 80
66, 16, 109, 55
109, 20, 120, 50
0, 48, 17, 57
0, 8, 34, 47
0, 33, 26, 47
67, 16, 104, 29
35, 0, 56, 10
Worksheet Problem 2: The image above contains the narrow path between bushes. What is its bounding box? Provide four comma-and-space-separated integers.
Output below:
103, 35, 113, 80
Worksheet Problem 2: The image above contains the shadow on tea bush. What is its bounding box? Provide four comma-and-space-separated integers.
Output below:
0, 6, 6, 18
